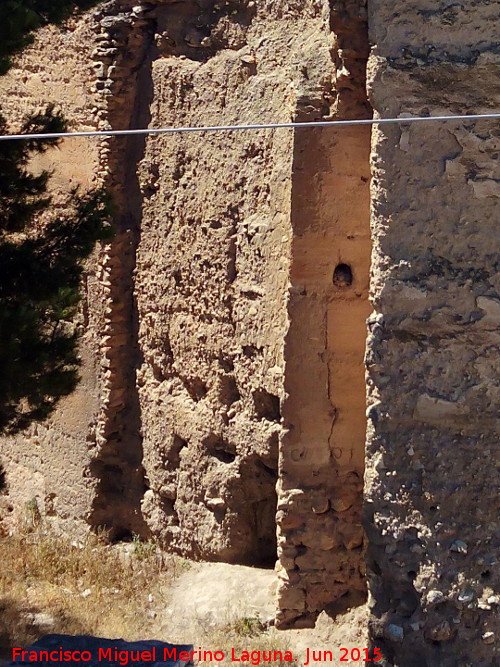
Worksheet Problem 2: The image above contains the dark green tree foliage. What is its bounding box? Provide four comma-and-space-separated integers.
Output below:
0, 1, 113, 433
0, 1, 101, 74
0, 107, 64, 233
0, 110, 113, 433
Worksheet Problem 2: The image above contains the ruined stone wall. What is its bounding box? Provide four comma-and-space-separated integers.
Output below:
0, 1, 158, 540
133, 0, 371, 570
0, 2, 498, 661
365, 1, 500, 664
0, 0, 376, 620
1, 0, 369, 577
86, 0, 157, 539
133, 0, 302, 564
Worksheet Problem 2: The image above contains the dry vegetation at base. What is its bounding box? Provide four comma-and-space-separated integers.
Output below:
0, 527, 183, 657
0, 523, 292, 665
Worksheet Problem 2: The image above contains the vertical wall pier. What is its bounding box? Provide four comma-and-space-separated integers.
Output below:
365, 2, 500, 665
87, 1, 156, 539
276, 0, 372, 629
133, 0, 288, 564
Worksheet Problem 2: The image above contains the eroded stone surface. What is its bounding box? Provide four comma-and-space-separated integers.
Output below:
0, 3, 498, 663
365, 1, 500, 664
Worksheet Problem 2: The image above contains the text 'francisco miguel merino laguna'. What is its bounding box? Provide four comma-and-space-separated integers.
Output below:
12, 646, 382, 664
11, 647, 297, 665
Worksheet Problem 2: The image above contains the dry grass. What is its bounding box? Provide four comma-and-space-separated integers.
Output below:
192, 613, 293, 667
0, 525, 292, 665
0, 512, 293, 666
0, 526, 185, 659
1, 516, 372, 667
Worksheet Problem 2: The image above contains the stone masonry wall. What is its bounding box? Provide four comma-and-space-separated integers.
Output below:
275, 0, 372, 628
277, 124, 372, 627
365, 1, 500, 665
134, 0, 368, 569
86, 0, 156, 539
0, 1, 498, 660
134, 0, 298, 564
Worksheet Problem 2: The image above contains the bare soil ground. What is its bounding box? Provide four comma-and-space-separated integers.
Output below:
0, 532, 368, 667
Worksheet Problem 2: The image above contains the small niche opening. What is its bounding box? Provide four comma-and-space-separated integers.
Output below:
333, 263, 353, 287
253, 389, 281, 422
169, 435, 188, 464
182, 376, 208, 402
239, 455, 279, 568
219, 375, 241, 407
242, 345, 258, 358
203, 434, 237, 464
109, 528, 134, 544
212, 449, 236, 464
